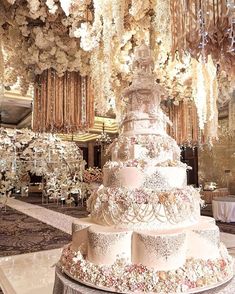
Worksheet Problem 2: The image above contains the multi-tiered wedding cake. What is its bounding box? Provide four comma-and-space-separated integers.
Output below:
59, 42, 233, 293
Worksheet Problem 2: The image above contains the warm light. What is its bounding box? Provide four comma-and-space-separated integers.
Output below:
96, 122, 112, 150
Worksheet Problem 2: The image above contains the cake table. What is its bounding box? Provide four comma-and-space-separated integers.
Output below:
212, 197, 235, 223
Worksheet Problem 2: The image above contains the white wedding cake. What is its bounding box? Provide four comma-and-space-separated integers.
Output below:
59, 42, 233, 293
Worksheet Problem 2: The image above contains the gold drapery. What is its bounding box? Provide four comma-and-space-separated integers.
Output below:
166, 100, 219, 146
33, 69, 94, 133
166, 101, 202, 146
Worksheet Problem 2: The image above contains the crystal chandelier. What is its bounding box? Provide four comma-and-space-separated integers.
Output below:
96, 122, 112, 150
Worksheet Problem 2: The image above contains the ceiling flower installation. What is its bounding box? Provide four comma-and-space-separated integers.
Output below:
0, 0, 234, 143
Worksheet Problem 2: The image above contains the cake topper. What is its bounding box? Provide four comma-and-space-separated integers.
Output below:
122, 40, 163, 113
132, 40, 154, 74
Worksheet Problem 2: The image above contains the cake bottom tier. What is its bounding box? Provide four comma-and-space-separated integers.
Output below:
60, 244, 233, 294
59, 216, 233, 293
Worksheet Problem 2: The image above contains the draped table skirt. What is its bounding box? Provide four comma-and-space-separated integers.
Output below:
53, 266, 110, 294
212, 196, 235, 223
53, 266, 235, 294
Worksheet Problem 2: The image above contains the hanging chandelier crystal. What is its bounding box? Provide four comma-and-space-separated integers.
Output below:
96, 122, 112, 150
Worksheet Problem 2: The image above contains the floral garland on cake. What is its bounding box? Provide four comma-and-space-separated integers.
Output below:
59, 243, 233, 293
88, 185, 202, 206
106, 134, 182, 166
87, 185, 203, 226
104, 159, 187, 172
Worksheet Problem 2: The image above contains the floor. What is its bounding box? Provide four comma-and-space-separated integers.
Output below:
6, 198, 77, 234
18, 193, 88, 218
0, 198, 76, 294
0, 198, 235, 294
0, 248, 61, 294
0, 206, 70, 257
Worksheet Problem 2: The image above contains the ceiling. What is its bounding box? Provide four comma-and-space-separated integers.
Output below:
0, 88, 32, 128
0, 87, 118, 142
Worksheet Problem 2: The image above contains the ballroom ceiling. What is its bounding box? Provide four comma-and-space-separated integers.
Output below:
0, 88, 32, 128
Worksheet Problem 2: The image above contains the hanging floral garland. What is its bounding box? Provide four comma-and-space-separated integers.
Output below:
170, 0, 235, 81
0, 0, 234, 143
189, 56, 219, 145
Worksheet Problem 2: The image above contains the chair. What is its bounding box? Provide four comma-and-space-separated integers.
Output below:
0, 191, 12, 212
42, 189, 49, 205
21, 185, 29, 197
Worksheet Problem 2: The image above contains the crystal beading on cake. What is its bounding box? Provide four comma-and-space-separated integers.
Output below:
59, 41, 233, 293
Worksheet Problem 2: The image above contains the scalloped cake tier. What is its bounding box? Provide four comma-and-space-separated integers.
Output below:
60, 216, 233, 293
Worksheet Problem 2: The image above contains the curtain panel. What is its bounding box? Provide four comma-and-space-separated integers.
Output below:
33, 69, 94, 133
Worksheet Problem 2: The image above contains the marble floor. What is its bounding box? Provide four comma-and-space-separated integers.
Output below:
0, 199, 75, 293
1, 199, 235, 294
0, 248, 61, 294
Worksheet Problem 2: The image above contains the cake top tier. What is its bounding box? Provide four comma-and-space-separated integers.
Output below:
132, 40, 154, 76
122, 41, 163, 115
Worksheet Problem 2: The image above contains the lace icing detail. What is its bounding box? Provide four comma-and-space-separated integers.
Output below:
142, 171, 170, 190
88, 185, 200, 227
193, 229, 220, 247
88, 230, 130, 255
137, 233, 186, 260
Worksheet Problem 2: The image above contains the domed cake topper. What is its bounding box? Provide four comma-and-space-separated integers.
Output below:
132, 40, 154, 74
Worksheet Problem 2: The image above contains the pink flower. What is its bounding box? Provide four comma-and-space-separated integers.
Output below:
135, 190, 148, 204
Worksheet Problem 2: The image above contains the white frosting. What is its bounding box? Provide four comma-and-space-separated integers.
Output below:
120, 108, 169, 136
87, 185, 201, 229
111, 141, 175, 165
135, 143, 164, 161
108, 132, 181, 166
132, 231, 187, 271
103, 166, 187, 189
71, 216, 224, 272
71, 218, 93, 252
187, 225, 220, 260
87, 225, 132, 265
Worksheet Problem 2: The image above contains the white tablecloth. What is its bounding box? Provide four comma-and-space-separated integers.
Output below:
212, 197, 235, 223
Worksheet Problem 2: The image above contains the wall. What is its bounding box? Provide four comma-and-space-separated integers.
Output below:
198, 118, 235, 193
77, 141, 110, 168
